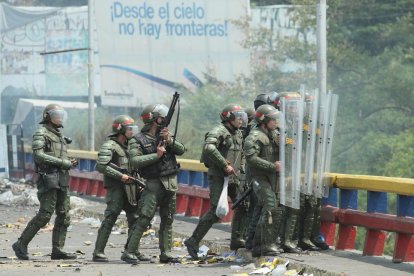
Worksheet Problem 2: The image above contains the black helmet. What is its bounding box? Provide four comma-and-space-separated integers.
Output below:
254, 91, 279, 110
255, 104, 280, 125
39, 103, 66, 125
140, 104, 169, 124
109, 115, 136, 137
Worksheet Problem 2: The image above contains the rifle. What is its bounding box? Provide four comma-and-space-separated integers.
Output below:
231, 182, 254, 210
108, 162, 146, 206
163, 91, 180, 129
157, 91, 180, 146
108, 162, 146, 189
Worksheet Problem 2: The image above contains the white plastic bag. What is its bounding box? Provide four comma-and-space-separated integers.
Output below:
215, 176, 229, 218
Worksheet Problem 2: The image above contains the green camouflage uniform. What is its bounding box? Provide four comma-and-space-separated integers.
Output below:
123, 132, 185, 263
185, 123, 247, 258
12, 125, 74, 260
244, 127, 282, 256
92, 138, 139, 261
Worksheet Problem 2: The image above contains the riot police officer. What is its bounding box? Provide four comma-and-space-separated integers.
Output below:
254, 91, 279, 110
296, 93, 320, 251
274, 92, 303, 254
12, 104, 77, 260
244, 104, 283, 256
245, 91, 279, 251
92, 115, 143, 262
241, 107, 256, 139
185, 104, 247, 260
122, 104, 186, 264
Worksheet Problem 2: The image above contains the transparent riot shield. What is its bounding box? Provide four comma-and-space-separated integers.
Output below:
301, 89, 319, 195
279, 97, 302, 209
314, 93, 328, 198
322, 93, 339, 197
314, 92, 334, 198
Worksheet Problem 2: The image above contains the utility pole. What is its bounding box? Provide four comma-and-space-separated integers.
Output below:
88, 0, 95, 151
316, 0, 327, 100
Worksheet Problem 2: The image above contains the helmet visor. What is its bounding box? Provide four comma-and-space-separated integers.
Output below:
125, 125, 139, 136
233, 110, 247, 119
153, 104, 169, 118
238, 111, 248, 128
48, 109, 67, 123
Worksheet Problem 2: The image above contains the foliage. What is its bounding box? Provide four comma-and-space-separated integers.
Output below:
236, 0, 414, 179
177, 0, 413, 256
327, 0, 414, 178
178, 83, 248, 159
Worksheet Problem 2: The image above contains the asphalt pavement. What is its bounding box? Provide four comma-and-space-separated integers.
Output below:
0, 192, 413, 276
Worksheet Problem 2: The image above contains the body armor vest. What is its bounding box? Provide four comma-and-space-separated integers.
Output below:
200, 124, 243, 173
134, 133, 179, 179
248, 129, 279, 179
222, 131, 243, 173
110, 140, 129, 170
37, 127, 68, 172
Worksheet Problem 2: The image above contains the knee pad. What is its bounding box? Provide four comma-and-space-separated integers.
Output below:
139, 196, 157, 219
135, 216, 151, 231
102, 211, 119, 228
36, 211, 53, 227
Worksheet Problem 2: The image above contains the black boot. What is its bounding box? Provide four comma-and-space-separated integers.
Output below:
160, 252, 180, 263
245, 238, 254, 250
92, 221, 113, 262
230, 237, 246, 250
12, 240, 29, 260
121, 252, 139, 264
311, 199, 329, 251
312, 236, 330, 250
184, 238, 199, 260
92, 252, 108, 262
51, 248, 77, 260
298, 239, 320, 251
51, 225, 76, 260
13, 218, 42, 260
281, 207, 302, 254
122, 221, 146, 264
135, 251, 150, 261
230, 201, 247, 251
281, 241, 302, 254
260, 214, 281, 256
251, 244, 262, 257
185, 214, 214, 261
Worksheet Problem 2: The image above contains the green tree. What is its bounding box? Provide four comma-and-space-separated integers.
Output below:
327, 0, 414, 178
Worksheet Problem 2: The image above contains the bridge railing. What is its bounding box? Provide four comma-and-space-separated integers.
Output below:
19, 148, 414, 263
322, 173, 414, 263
